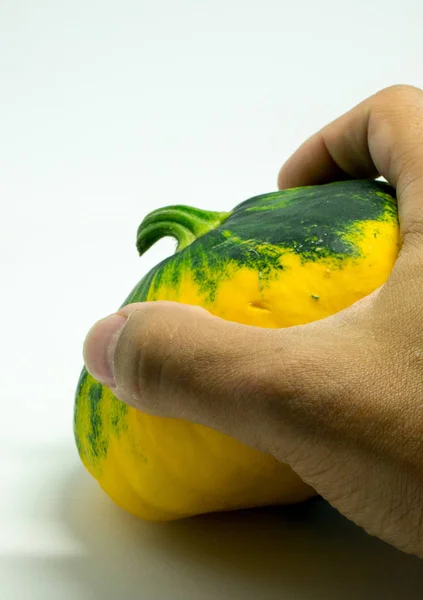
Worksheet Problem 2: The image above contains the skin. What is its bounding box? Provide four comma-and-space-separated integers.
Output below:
83, 84, 423, 558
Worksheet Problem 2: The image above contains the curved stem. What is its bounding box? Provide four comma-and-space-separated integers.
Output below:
136, 205, 230, 256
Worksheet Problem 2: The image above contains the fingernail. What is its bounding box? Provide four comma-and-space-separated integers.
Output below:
83, 313, 127, 387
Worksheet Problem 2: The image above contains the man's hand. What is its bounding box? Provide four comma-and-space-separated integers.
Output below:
83, 85, 423, 558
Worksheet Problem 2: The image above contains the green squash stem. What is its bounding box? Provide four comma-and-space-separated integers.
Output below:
136, 205, 230, 256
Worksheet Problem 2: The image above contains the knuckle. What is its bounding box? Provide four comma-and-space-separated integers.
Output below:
368, 85, 423, 184
400, 217, 423, 247
372, 89, 423, 133
116, 302, 218, 414
114, 303, 173, 405
375, 83, 423, 103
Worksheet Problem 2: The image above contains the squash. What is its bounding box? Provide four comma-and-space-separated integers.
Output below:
74, 179, 399, 520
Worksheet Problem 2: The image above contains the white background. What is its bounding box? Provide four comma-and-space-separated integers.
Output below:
2, 1, 423, 598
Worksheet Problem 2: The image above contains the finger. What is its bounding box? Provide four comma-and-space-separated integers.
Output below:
83, 300, 326, 449
277, 98, 377, 187
83, 301, 271, 438
278, 84, 423, 244
82, 299, 378, 456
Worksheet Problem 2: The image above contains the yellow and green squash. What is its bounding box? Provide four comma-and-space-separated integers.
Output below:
74, 179, 399, 521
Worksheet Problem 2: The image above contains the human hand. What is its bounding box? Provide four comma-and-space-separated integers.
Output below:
83, 84, 423, 558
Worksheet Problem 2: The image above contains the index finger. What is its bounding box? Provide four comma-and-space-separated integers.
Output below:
277, 85, 423, 240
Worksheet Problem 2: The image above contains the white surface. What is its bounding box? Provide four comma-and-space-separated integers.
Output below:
1, 1, 423, 598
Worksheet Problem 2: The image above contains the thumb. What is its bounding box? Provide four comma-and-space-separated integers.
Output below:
83, 299, 423, 557
82, 300, 327, 447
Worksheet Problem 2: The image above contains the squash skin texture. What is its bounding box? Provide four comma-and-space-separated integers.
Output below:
74, 180, 399, 521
